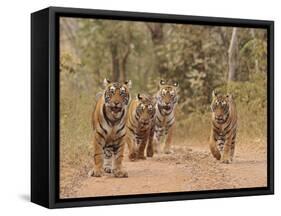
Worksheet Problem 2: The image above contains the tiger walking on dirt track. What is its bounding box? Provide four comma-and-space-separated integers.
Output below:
126, 93, 156, 160
154, 80, 179, 154
88, 79, 132, 178
209, 90, 238, 164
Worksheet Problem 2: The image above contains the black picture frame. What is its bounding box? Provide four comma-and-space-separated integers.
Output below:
31, 6, 274, 209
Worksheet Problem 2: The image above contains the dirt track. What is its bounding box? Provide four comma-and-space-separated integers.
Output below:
61, 141, 267, 198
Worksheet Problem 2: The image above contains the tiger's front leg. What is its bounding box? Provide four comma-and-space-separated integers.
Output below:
112, 140, 128, 178
221, 135, 233, 164
103, 147, 113, 173
146, 126, 154, 157
126, 135, 137, 161
230, 128, 237, 162
153, 124, 163, 154
209, 129, 221, 160
88, 133, 104, 177
153, 134, 161, 154
164, 124, 174, 154
137, 139, 147, 160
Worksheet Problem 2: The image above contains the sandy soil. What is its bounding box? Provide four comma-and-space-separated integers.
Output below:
60, 141, 267, 198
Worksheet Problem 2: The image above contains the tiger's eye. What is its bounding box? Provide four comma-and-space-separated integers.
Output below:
109, 86, 115, 93
120, 86, 126, 94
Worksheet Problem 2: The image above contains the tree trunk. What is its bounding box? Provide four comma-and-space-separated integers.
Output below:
110, 42, 120, 82
110, 42, 131, 82
251, 29, 259, 74
119, 46, 131, 82
146, 23, 168, 78
228, 27, 239, 82
109, 24, 133, 82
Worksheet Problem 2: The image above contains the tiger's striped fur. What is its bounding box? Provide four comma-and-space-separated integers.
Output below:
209, 90, 238, 164
88, 78, 132, 178
154, 80, 179, 154
126, 94, 156, 160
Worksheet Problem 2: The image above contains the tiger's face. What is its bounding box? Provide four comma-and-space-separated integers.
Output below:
211, 90, 232, 124
103, 78, 132, 119
157, 80, 178, 112
136, 94, 156, 129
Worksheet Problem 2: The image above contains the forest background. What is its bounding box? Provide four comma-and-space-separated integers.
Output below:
59, 18, 267, 197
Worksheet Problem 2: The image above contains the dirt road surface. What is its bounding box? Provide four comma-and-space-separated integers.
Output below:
60, 141, 267, 198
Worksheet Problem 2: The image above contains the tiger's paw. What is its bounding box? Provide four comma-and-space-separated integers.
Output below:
88, 168, 103, 177
221, 158, 231, 164
104, 167, 112, 173
146, 148, 154, 157
113, 169, 128, 178
154, 148, 161, 154
129, 152, 137, 161
163, 148, 173, 154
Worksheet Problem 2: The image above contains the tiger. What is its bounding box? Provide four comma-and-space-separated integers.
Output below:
209, 90, 238, 164
88, 78, 132, 178
126, 93, 156, 161
154, 80, 179, 154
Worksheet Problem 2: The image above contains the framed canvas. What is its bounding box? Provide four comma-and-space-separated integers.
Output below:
31, 6, 274, 208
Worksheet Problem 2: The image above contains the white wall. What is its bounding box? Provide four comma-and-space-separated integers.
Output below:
0, 0, 279, 215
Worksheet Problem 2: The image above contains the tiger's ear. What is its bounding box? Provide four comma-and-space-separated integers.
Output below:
226, 94, 233, 100
103, 78, 111, 87
124, 80, 132, 89
210, 105, 214, 112
159, 80, 166, 86
137, 93, 143, 100
173, 81, 179, 88
212, 90, 217, 98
